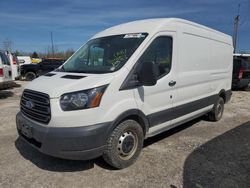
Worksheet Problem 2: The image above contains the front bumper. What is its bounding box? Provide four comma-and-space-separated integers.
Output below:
16, 112, 111, 160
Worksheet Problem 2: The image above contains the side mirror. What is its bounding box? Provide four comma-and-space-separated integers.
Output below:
138, 61, 158, 86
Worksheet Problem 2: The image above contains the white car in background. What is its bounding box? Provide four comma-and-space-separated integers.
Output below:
0, 51, 12, 90
6, 51, 20, 80
17, 56, 32, 65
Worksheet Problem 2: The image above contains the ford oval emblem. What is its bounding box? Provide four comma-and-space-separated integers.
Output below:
25, 100, 34, 109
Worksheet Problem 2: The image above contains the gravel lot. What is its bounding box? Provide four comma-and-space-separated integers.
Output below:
0, 81, 249, 188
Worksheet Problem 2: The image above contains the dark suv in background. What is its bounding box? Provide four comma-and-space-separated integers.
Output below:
232, 54, 250, 90
20, 58, 65, 80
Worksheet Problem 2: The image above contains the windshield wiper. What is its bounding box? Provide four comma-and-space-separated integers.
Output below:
55, 65, 65, 72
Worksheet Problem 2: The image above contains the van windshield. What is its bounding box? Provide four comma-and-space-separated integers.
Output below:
60, 33, 148, 73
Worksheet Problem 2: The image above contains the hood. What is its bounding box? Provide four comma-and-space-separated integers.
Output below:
25, 72, 114, 98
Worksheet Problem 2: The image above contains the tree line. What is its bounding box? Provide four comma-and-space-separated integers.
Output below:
2, 39, 75, 60
14, 48, 75, 60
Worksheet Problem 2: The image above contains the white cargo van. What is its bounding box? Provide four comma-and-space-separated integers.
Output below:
0, 51, 12, 90
16, 18, 233, 169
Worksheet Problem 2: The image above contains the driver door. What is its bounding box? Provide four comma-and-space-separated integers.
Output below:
134, 31, 178, 135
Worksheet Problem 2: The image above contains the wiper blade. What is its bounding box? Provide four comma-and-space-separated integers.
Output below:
56, 68, 110, 74
55, 66, 65, 72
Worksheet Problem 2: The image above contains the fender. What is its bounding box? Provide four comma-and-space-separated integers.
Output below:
106, 109, 150, 137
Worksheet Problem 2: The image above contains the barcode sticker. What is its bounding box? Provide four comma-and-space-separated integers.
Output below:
124, 33, 146, 38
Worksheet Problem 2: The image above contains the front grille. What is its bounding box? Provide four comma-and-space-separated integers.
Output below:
21, 89, 51, 124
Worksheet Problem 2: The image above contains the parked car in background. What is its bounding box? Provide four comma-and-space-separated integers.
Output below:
20, 58, 65, 80
6, 51, 21, 80
0, 51, 13, 90
17, 56, 32, 65
232, 53, 250, 90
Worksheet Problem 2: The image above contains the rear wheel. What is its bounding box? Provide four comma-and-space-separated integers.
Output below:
243, 86, 250, 91
208, 97, 224, 121
25, 72, 36, 81
103, 119, 144, 169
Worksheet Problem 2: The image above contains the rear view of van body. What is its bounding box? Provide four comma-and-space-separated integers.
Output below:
6, 52, 21, 80
0, 51, 12, 90
232, 54, 250, 89
16, 18, 233, 169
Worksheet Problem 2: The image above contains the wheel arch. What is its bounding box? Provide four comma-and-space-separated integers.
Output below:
107, 109, 149, 137
25, 71, 37, 80
218, 89, 226, 103
25, 70, 37, 75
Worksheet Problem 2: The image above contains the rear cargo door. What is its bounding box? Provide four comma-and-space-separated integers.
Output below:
0, 53, 12, 81
242, 58, 250, 79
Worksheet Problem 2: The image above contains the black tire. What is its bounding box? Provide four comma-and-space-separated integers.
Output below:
25, 72, 36, 81
208, 97, 224, 121
103, 119, 144, 169
243, 86, 250, 91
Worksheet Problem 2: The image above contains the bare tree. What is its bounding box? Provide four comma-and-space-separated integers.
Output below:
45, 45, 59, 58
3, 39, 13, 52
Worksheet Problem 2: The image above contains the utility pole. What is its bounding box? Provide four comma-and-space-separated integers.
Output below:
50, 31, 55, 58
233, 4, 240, 53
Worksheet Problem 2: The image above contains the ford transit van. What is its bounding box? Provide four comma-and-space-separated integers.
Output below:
16, 18, 233, 169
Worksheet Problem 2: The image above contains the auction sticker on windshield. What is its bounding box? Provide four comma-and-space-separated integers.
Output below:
124, 33, 146, 38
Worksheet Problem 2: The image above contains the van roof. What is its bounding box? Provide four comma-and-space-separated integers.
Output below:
234, 53, 250, 57
93, 18, 231, 39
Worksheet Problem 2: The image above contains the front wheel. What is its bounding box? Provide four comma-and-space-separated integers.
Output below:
103, 119, 144, 169
208, 97, 224, 121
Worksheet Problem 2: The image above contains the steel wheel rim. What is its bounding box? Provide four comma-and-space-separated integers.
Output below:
117, 130, 138, 160
217, 102, 223, 118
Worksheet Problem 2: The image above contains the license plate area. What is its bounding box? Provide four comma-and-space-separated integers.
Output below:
18, 121, 33, 138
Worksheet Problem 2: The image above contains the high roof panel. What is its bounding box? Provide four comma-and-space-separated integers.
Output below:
92, 18, 230, 39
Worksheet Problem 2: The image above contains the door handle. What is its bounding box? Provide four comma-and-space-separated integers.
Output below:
169, 80, 176, 87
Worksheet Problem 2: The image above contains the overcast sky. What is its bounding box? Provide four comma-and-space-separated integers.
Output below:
0, 0, 249, 53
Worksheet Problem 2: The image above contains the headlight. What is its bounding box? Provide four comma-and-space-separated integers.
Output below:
60, 85, 108, 111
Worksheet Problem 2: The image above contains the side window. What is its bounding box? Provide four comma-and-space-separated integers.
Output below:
6, 55, 11, 65
242, 58, 250, 69
138, 36, 172, 78
0, 53, 10, 65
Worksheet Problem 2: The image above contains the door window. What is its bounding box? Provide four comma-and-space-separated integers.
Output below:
0, 53, 10, 65
138, 36, 172, 78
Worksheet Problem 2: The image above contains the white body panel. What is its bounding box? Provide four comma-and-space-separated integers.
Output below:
23, 18, 233, 137
175, 22, 232, 107
0, 52, 12, 87
7, 53, 20, 80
